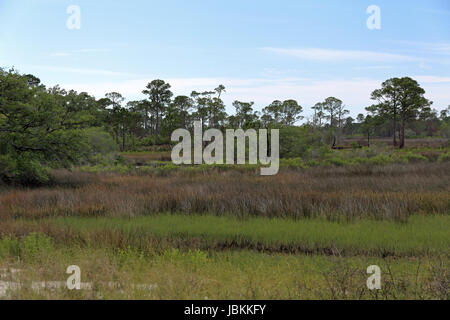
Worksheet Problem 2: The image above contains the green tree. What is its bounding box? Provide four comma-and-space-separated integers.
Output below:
323, 97, 343, 128
191, 86, 227, 129
232, 100, 259, 129
312, 102, 325, 127
263, 99, 302, 126
280, 99, 303, 125
171, 95, 194, 129
370, 77, 432, 148
104, 92, 125, 145
262, 100, 283, 124
322, 97, 347, 146
143, 80, 173, 143
0, 69, 93, 184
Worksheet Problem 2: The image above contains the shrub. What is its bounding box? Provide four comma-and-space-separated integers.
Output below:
398, 152, 429, 164
438, 151, 450, 162
279, 126, 324, 159
439, 121, 450, 139
0, 233, 53, 259
0, 153, 51, 186
15, 155, 51, 186
0, 154, 17, 183
20, 232, 54, 258
84, 127, 119, 165
0, 236, 21, 259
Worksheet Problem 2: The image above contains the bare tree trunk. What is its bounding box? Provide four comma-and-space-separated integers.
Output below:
122, 126, 126, 151
337, 115, 343, 146
155, 109, 160, 145
399, 117, 406, 149
393, 110, 398, 147
115, 127, 119, 146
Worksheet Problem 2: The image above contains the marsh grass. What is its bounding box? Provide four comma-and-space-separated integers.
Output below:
1, 162, 449, 221
1, 151, 448, 300
1, 242, 447, 300
1, 215, 448, 257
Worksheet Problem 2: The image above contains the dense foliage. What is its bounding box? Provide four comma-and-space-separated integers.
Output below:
1, 67, 448, 185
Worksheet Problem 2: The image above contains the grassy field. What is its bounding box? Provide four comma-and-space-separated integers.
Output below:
1, 243, 447, 300
0, 146, 449, 300
3, 215, 448, 257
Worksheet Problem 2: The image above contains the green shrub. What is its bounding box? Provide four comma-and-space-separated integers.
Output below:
0, 154, 17, 183
280, 158, 307, 169
367, 154, 392, 165
439, 121, 450, 139
438, 151, 450, 162
279, 126, 324, 159
0, 236, 21, 258
20, 232, 54, 258
0, 233, 53, 259
398, 152, 429, 163
15, 155, 51, 185
84, 127, 119, 165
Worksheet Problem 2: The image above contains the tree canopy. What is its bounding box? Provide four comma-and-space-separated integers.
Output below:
1, 67, 446, 184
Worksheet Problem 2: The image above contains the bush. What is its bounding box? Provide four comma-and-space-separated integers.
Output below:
279, 126, 324, 159
0, 153, 51, 186
398, 152, 429, 164
0, 233, 53, 259
0, 236, 21, 259
0, 154, 17, 183
84, 127, 119, 165
439, 121, 450, 139
15, 155, 51, 185
438, 151, 450, 162
20, 232, 54, 258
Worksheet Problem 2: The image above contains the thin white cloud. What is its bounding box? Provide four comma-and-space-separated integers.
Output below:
352, 66, 394, 70
33, 65, 137, 77
49, 48, 111, 58
413, 75, 450, 83
261, 47, 421, 63
388, 41, 450, 56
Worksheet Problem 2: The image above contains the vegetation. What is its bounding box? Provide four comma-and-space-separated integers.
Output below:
2, 68, 449, 186
0, 67, 448, 300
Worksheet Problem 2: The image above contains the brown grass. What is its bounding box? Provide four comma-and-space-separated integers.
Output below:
342, 138, 449, 148
1, 162, 448, 221
122, 152, 172, 165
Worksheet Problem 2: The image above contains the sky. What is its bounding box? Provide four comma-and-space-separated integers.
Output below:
1, 0, 449, 119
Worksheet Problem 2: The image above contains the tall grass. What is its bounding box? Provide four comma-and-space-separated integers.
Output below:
1, 243, 448, 300
1, 163, 449, 221
1, 215, 448, 257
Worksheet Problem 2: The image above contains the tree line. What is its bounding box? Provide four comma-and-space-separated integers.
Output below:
1, 67, 449, 184
102, 76, 448, 149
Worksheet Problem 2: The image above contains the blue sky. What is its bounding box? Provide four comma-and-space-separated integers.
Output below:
1, 0, 449, 118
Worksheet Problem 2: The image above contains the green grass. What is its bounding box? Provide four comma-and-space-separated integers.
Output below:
1, 214, 448, 299
7, 214, 449, 257
1, 243, 448, 300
